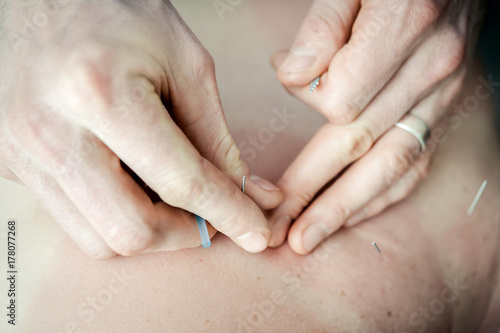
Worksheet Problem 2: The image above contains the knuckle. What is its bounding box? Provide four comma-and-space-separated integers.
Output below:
180, 45, 220, 103
289, 190, 314, 217
384, 146, 415, 183
302, 12, 337, 40
438, 70, 467, 107
416, 158, 432, 180
6, 108, 71, 173
421, 163, 431, 179
305, 0, 354, 41
431, 33, 466, 81
190, 47, 216, 80
400, 1, 442, 48
213, 210, 245, 235
410, 0, 442, 31
328, 204, 352, 229
58, 42, 115, 119
278, 178, 315, 218
211, 131, 244, 175
343, 123, 374, 160
320, 97, 359, 125
157, 160, 210, 209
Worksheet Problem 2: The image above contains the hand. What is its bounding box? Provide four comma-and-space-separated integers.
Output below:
0, 0, 282, 258
269, 0, 484, 253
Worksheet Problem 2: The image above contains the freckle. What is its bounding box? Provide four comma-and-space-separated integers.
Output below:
168, 310, 171, 314
387, 311, 391, 317
206, 319, 210, 324
341, 290, 346, 296
319, 301, 323, 305
199, 259, 203, 263
298, 274, 301, 278
146, 318, 150, 322
360, 314, 364, 319
257, 276, 261, 280
381, 288, 386, 294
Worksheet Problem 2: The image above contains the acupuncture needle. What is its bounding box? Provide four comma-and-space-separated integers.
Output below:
196, 214, 211, 248
310, 76, 320, 94
196, 176, 247, 248
467, 179, 488, 216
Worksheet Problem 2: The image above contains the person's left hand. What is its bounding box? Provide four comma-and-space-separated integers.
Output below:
268, 0, 485, 254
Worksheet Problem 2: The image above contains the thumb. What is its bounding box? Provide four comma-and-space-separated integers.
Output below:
276, 0, 359, 86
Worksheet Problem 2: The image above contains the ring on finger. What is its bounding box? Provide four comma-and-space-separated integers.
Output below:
394, 113, 431, 151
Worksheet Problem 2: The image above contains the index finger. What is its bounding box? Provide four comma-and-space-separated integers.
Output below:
57, 50, 271, 253
290, 1, 442, 124
118, 82, 270, 253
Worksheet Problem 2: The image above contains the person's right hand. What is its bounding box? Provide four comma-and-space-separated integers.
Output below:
0, 0, 282, 259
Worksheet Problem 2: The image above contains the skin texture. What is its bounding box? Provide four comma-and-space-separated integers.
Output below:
0, 0, 283, 258
1, 62, 499, 332
0, 1, 499, 332
267, 0, 488, 255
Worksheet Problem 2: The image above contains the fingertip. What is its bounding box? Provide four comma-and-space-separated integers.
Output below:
276, 45, 316, 73
276, 66, 318, 88
108, 226, 156, 257
275, 0, 359, 87
244, 175, 283, 210
268, 215, 292, 247
93, 252, 118, 260
89, 248, 118, 260
205, 221, 218, 239
234, 231, 269, 253
290, 222, 330, 255
248, 174, 280, 192
272, 49, 322, 87
256, 193, 284, 211
287, 225, 309, 255
270, 50, 288, 70
268, 232, 286, 248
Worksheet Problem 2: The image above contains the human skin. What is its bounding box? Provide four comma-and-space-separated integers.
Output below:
269, 0, 487, 255
1, 0, 500, 332
0, 0, 282, 259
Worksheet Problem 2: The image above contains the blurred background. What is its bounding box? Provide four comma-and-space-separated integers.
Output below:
479, 0, 500, 135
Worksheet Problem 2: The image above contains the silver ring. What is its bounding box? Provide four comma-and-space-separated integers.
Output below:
394, 113, 431, 151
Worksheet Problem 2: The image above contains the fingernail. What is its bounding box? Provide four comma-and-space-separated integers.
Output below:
302, 224, 329, 253
278, 46, 316, 73
249, 175, 281, 192
269, 215, 292, 247
236, 231, 268, 253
